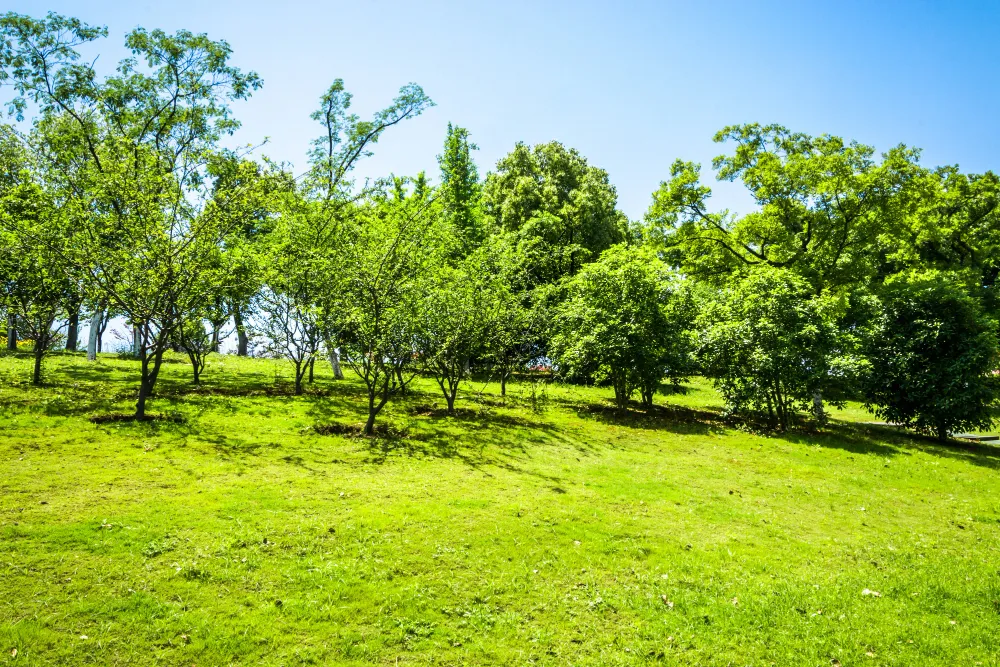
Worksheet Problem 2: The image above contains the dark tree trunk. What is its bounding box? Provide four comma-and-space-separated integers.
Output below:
294, 361, 305, 395
187, 350, 201, 384
66, 309, 80, 352
364, 376, 391, 435
365, 393, 378, 435
97, 312, 109, 353
210, 324, 221, 353
135, 345, 166, 420
233, 306, 249, 356
32, 344, 44, 385
6, 314, 16, 351
641, 387, 654, 408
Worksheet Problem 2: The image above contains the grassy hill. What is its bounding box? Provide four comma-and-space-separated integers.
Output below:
1, 352, 998, 666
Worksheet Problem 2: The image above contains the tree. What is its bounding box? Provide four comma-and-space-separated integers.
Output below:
289, 78, 433, 381
416, 246, 504, 414
697, 266, 840, 430
861, 271, 998, 440
482, 141, 627, 288
438, 123, 482, 250
0, 124, 75, 384
333, 193, 443, 434
549, 244, 694, 409
174, 315, 213, 384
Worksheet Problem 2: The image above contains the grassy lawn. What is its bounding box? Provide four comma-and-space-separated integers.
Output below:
1, 352, 999, 666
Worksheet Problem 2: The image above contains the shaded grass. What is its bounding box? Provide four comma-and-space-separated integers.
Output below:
0, 351, 999, 665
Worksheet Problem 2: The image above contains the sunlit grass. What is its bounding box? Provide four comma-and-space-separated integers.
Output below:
1, 351, 998, 665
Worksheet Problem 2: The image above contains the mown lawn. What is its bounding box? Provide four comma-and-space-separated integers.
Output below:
1, 351, 998, 666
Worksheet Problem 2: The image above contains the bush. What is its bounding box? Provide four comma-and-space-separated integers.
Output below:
862, 271, 999, 440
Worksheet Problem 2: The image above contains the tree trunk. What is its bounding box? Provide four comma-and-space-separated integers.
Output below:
328, 346, 344, 380
87, 308, 102, 361
641, 387, 653, 408
294, 361, 304, 395
97, 312, 108, 353
132, 326, 141, 357
136, 355, 152, 420
188, 351, 201, 384
32, 343, 43, 385
66, 309, 80, 352
5, 314, 16, 351
135, 345, 166, 420
233, 306, 249, 356
936, 422, 949, 442
210, 324, 221, 353
365, 392, 378, 435
812, 391, 826, 426
500, 371, 507, 397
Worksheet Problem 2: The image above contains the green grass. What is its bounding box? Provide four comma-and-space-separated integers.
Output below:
1, 351, 999, 666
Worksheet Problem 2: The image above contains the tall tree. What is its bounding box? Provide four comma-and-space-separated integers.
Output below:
438, 123, 482, 250
482, 141, 627, 288
333, 192, 443, 434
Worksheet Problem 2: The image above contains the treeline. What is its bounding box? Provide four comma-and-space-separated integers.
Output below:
1, 13, 998, 439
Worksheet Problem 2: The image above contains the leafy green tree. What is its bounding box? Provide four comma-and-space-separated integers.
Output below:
0, 172, 73, 384
438, 123, 482, 250
482, 141, 627, 288
333, 192, 443, 434
862, 271, 999, 440
0, 124, 78, 384
549, 245, 694, 409
416, 246, 507, 413
697, 266, 839, 430
173, 315, 213, 385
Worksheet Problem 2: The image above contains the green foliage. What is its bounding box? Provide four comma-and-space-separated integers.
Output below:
438, 123, 482, 249
482, 141, 627, 288
417, 244, 513, 412
697, 266, 840, 429
862, 271, 999, 439
549, 245, 694, 408
333, 193, 446, 433
647, 124, 921, 291
896, 167, 1000, 314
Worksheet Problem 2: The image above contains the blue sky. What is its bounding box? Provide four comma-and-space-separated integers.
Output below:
9, 0, 1000, 220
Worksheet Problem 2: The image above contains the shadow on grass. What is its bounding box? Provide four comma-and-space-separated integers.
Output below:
816, 421, 1000, 471
575, 402, 729, 437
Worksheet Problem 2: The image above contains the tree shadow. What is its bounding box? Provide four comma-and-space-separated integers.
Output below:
573, 401, 729, 436
809, 421, 1000, 470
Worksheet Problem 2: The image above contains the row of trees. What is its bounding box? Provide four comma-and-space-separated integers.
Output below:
1, 12, 998, 440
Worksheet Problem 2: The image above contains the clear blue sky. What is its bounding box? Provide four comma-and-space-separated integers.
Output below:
9, 0, 1000, 219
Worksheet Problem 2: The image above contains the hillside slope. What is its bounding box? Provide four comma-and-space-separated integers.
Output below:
1, 352, 998, 665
